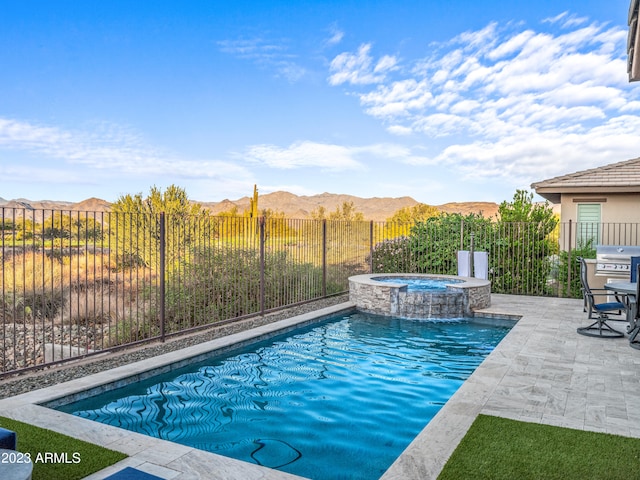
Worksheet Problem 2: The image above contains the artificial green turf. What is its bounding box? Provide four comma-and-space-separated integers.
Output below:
438, 414, 640, 480
0, 416, 127, 480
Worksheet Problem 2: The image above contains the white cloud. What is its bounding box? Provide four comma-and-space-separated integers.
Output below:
326, 24, 344, 46
454, 22, 499, 53
0, 117, 252, 181
0, 162, 92, 185
487, 30, 536, 60
327, 16, 640, 186
244, 140, 440, 171
217, 38, 287, 59
543, 11, 589, 28
217, 37, 307, 82
245, 141, 365, 170
328, 44, 398, 86
360, 79, 433, 117
386, 125, 414, 136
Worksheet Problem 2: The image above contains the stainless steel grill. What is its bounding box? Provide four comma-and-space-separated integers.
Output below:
596, 245, 640, 277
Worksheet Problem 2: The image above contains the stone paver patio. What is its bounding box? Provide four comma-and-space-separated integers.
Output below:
0, 294, 638, 479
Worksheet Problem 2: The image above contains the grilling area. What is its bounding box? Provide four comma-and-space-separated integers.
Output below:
595, 245, 640, 283
578, 245, 640, 348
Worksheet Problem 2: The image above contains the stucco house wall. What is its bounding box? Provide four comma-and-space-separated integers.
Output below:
559, 193, 640, 224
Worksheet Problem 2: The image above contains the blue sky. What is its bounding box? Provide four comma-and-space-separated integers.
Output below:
1, 0, 638, 206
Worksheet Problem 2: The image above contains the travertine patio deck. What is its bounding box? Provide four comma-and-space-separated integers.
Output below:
0, 294, 638, 479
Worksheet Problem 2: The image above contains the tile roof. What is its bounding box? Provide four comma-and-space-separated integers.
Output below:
532, 157, 640, 189
531, 157, 640, 202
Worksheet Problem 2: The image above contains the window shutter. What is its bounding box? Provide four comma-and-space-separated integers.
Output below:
577, 204, 601, 247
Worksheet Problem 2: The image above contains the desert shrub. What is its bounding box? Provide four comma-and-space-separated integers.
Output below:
369, 236, 415, 273
22, 290, 67, 321
263, 250, 326, 306
490, 221, 558, 296
490, 191, 558, 295
164, 247, 327, 329
557, 240, 596, 298
164, 248, 260, 327
1, 251, 69, 322
325, 259, 368, 294
370, 192, 559, 296
110, 316, 160, 346
115, 253, 147, 270
410, 213, 493, 275
1, 250, 156, 327
58, 287, 122, 324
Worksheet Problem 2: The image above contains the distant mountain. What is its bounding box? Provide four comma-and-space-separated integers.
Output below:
1, 192, 500, 221
200, 191, 500, 220
0, 198, 106, 222
201, 191, 429, 221
71, 197, 111, 212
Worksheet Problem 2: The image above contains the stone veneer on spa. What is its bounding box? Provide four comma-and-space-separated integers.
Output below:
348, 274, 491, 318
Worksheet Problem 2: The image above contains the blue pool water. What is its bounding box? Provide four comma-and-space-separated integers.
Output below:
57, 312, 511, 479
374, 277, 463, 291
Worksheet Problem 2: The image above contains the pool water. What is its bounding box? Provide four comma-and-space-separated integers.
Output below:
57, 312, 511, 480
374, 277, 463, 291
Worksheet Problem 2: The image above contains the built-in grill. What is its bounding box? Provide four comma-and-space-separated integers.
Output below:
596, 245, 640, 278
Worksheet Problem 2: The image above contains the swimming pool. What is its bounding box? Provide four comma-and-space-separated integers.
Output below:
56, 311, 512, 480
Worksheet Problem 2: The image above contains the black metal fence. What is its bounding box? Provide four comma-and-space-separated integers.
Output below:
2, 207, 638, 376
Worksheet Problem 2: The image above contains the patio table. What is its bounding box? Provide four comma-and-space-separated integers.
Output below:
604, 282, 639, 348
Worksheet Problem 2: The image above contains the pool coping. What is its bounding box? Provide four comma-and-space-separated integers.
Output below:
348, 273, 489, 288
2, 294, 640, 479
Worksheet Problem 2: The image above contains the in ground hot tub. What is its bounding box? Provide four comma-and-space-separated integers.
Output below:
348, 273, 491, 319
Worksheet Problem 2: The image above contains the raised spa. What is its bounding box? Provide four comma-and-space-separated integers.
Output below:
349, 273, 491, 319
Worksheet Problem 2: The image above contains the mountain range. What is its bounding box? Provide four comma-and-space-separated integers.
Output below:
0, 192, 500, 222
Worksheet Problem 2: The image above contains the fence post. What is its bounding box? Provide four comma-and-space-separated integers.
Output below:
322, 219, 327, 297
159, 212, 166, 342
369, 220, 374, 273
469, 232, 475, 278
259, 216, 266, 315
567, 219, 572, 298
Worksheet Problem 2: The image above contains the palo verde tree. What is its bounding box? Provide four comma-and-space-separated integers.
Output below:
387, 204, 441, 224
42, 213, 104, 243
310, 201, 365, 221
330, 201, 365, 221
1, 218, 35, 242
383, 203, 442, 238
110, 185, 208, 269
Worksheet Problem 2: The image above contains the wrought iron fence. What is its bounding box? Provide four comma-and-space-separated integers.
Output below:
369, 219, 561, 296
2, 207, 639, 376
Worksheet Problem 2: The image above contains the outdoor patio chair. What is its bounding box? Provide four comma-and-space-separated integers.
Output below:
631, 256, 640, 283
0, 427, 16, 450
576, 257, 625, 338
